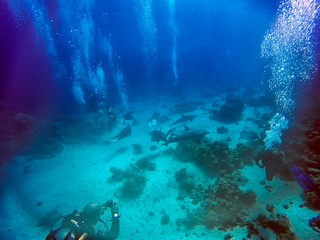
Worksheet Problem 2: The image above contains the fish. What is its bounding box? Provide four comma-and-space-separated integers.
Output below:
169, 114, 196, 127
162, 126, 209, 146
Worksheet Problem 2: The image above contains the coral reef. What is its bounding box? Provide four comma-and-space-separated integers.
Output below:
171, 138, 263, 231
246, 203, 298, 239
175, 168, 196, 199
309, 215, 320, 233
235, 143, 257, 162
108, 158, 155, 199
175, 172, 256, 231
256, 214, 297, 239
132, 143, 143, 154
304, 191, 320, 210
121, 173, 146, 198
174, 139, 257, 176
135, 157, 156, 171
176, 209, 204, 230
210, 96, 245, 123
201, 174, 256, 230
216, 126, 228, 134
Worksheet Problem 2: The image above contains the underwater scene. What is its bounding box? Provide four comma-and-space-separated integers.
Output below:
1, 0, 320, 239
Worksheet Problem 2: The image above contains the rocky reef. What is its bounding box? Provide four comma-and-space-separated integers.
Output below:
210, 96, 245, 123
174, 139, 258, 177
108, 157, 156, 199
175, 171, 257, 231
172, 139, 262, 230
248, 212, 297, 239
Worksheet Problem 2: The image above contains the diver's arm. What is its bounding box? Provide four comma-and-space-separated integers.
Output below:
105, 205, 120, 240
95, 216, 120, 240
104, 216, 120, 240
95, 203, 120, 240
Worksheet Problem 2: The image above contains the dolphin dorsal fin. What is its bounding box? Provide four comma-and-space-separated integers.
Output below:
184, 126, 190, 131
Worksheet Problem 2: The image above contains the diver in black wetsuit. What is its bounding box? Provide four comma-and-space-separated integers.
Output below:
46, 200, 120, 240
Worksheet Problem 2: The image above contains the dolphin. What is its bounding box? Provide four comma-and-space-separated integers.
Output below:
162, 126, 209, 146
169, 114, 196, 127
109, 125, 131, 142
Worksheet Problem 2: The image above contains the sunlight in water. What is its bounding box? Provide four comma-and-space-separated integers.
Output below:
136, 0, 158, 65
79, 15, 95, 63
169, 0, 179, 85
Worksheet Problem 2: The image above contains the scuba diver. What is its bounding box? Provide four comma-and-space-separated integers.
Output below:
46, 200, 120, 240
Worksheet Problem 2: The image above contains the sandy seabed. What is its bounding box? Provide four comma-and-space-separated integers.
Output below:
1, 92, 319, 240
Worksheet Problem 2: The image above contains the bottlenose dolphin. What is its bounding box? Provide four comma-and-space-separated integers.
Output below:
169, 114, 196, 127
109, 125, 131, 142
162, 126, 209, 146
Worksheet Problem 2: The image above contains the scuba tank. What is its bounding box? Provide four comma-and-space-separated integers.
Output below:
46, 227, 75, 240
45, 211, 83, 240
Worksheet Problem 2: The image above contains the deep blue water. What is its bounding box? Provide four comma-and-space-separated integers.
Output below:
1, 0, 279, 113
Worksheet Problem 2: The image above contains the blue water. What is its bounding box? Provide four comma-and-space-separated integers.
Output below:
0, 0, 279, 112
1, 0, 320, 239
